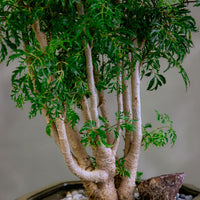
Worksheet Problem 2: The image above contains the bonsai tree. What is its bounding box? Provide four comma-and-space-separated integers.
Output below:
1, 0, 199, 199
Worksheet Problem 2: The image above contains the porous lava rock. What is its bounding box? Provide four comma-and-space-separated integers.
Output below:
138, 172, 185, 200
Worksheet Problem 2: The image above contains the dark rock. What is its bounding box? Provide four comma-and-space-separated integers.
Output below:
138, 172, 185, 200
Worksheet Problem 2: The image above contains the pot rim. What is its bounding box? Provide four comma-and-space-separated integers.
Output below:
16, 181, 200, 200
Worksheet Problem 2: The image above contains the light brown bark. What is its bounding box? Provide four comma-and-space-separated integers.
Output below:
75, 3, 118, 200
84, 45, 100, 127
122, 69, 133, 156
56, 117, 108, 182
65, 122, 92, 169
42, 108, 60, 146
80, 95, 92, 123
95, 72, 115, 145
31, 19, 47, 51
118, 61, 143, 200
112, 74, 123, 155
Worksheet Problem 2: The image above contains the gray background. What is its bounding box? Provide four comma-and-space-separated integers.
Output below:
1, 5, 200, 200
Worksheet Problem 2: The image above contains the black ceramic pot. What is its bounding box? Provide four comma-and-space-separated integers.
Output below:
16, 181, 84, 200
16, 181, 200, 200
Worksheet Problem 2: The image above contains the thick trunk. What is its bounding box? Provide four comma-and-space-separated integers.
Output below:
84, 179, 118, 200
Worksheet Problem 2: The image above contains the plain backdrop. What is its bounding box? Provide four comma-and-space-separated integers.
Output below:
0, 5, 200, 200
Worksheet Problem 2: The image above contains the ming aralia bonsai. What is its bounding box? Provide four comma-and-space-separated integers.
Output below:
1, 0, 199, 199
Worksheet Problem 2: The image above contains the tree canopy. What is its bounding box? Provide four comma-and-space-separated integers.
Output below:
1, 1, 198, 124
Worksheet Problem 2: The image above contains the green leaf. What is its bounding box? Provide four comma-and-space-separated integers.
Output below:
142, 110, 176, 150
137, 171, 143, 183
46, 122, 51, 137
101, 139, 113, 148
147, 77, 155, 91
145, 72, 152, 77
144, 123, 152, 128
157, 74, 166, 84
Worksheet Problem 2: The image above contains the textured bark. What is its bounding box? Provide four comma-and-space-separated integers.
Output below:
42, 108, 60, 146
80, 95, 92, 123
111, 75, 123, 155
76, 0, 99, 127
118, 61, 143, 200
83, 180, 118, 200
56, 117, 108, 182
85, 44, 100, 127
94, 69, 116, 145
31, 15, 107, 186
65, 122, 92, 170
75, 3, 119, 200
122, 69, 133, 156
98, 88, 115, 145
31, 19, 47, 51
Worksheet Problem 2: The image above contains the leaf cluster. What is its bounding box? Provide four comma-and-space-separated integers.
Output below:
142, 110, 177, 150
0, 0, 199, 131
80, 118, 113, 148
116, 157, 131, 178
80, 113, 136, 148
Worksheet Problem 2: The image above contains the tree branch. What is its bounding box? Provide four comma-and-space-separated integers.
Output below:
31, 18, 47, 51
85, 44, 100, 126
76, 2, 99, 128
65, 122, 93, 169
122, 64, 133, 156
80, 95, 92, 123
42, 108, 60, 147
118, 39, 146, 199
118, 60, 143, 200
94, 71, 115, 145
76, 1, 115, 174
56, 117, 108, 182
112, 73, 123, 156
31, 16, 93, 171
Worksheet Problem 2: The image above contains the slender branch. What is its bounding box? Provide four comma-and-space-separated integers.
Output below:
31, 18, 47, 51
65, 122, 93, 169
76, 1, 115, 173
112, 74, 123, 156
122, 65, 133, 156
80, 95, 92, 123
42, 108, 60, 146
56, 117, 108, 182
170, 0, 197, 6
31, 16, 93, 171
118, 38, 146, 199
95, 71, 115, 145
76, 2, 99, 128
30, 20, 61, 147
85, 44, 100, 126
118, 60, 143, 200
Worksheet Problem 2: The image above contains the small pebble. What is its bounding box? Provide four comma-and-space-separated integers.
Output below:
175, 193, 194, 200
185, 195, 193, 200
61, 189, 194, 200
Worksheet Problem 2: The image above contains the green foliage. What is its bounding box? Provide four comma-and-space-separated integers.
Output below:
80, 113, 136, 148
194, 0, 200, 7
80, 117, 113, 148
136, 171, 144, 183
140, 2, 197, 90
115, 111, 136, 132
0, 1, 198, 135
90, 156, 97, 168
116, 157, 130, 178
142, 110, 177, 150
46, 121, 52, 137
